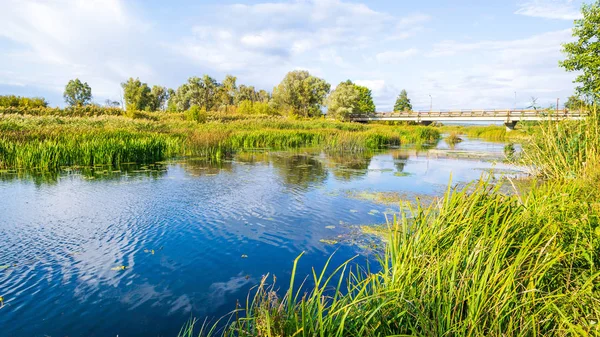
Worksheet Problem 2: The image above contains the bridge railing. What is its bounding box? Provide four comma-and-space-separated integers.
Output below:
348, 109, 587, 120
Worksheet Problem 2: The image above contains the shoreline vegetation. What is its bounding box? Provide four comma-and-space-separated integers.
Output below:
0, 109, 440, 170
178, 109, 600, 337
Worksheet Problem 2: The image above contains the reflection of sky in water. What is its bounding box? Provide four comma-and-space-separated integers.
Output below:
0, 138, 527, 337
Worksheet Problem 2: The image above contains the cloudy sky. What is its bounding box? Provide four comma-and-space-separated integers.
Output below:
0, 0, 586, 110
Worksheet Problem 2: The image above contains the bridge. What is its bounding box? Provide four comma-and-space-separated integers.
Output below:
349, 109, 586, 130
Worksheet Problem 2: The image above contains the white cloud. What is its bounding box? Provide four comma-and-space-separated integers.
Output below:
354, 80, 399, 111
0, 0, 153, 101
168, 1, 429, 86
515, 0, 582, 20
376, 49, 419, 64
417, 29, 576, 109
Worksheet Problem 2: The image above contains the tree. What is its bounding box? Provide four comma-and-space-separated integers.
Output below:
527, 96, 540, 110
149, 85, 168, 111
63, 79, 92, 107
104, 99, 120, 108
565, 95, 588, 110
121, 78, 151, 111
355, 85, 376, 113
170, 75, 220, 111
326, 81, 361, 120
394, 90, 412, 112
560, 1, 600, 101
271, 70, 330, 117
218, 75, 237, 112
235, 85, 259, 104
185, 105, 207, 123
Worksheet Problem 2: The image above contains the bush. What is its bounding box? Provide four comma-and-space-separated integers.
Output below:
185, 105, 207, 123
0, 95, 48, 108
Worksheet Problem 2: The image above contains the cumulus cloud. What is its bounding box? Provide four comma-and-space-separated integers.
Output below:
168, 0, 429, 87
0, 0, 153, 101
515, 0, 583, 20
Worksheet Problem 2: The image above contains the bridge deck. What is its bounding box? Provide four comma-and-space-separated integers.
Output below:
349, 109, 586, 122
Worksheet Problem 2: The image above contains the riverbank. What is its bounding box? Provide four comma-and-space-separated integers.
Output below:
0, 111, 439, 170
185, 110, 600, 336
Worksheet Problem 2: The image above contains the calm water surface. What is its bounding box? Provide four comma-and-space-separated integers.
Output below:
0, 137, 524, 337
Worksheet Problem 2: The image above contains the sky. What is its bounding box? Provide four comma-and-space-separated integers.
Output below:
0, 0, 588, 111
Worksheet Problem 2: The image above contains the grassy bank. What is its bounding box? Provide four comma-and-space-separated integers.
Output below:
439, 124, 530, 142
0, 112, 440, 170
182, 111, 600, 336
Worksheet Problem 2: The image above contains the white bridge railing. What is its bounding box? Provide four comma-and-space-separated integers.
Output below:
349, 109, 587, 122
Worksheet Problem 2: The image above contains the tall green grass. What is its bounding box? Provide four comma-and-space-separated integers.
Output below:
179, 109, 600, 337
0, 113, 440, 169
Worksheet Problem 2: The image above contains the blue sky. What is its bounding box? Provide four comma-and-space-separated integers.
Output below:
0, 0, 587, 110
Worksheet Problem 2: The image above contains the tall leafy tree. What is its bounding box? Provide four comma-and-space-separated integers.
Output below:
218, 75, 237, 111
560, 1, 600, 100
394, 89, 412, 112
121, 78, 151, 111
355, 84, 376, 113
171, 75, 220, 111
326, 81, 360, 120
63, 79, 92, 107
149, 85, 168, 111
271, 70, 330, 117
565, 95, 588, 110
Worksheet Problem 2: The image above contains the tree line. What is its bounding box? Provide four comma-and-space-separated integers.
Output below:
36, 71, 417, 121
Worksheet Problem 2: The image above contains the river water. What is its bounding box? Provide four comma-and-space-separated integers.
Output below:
0, 137, 524, 337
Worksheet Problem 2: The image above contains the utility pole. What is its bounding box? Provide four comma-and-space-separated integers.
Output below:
556, 98, 560, 112
514, 91, 517, 111
429, 94, 432, 112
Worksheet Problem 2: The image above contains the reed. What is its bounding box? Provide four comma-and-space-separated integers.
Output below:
0, 113, 441, 169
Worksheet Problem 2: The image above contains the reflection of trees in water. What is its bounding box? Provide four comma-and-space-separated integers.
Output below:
327, 152, 373, 181
181, 158, 233, 176
392, 152, 410, 173
270, 153, 327, 189
0, 163, 169, 187
234, 151, 270, 166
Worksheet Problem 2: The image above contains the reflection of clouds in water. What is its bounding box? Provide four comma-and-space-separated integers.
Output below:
206, 274, 253, 309
168, 294, 193, 315
121, 283, 169, 310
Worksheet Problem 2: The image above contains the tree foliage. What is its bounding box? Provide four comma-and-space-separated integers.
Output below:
272, 70, 330, 117
0, 95, 48, 108
394, 90, 412, 112
170, 75, 219, 111
355, 85, 376, 113
184, 105, 207, 123
560, 1, 600, 100
121, 78, 151, 112
326, 81, 361, 120
64, 79, 92, 107
565, 95, 589, 110
149, 85, 169, 111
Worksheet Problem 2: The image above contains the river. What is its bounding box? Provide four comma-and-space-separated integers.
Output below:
0, 136, 524, 337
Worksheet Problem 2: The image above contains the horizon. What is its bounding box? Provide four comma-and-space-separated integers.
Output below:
0, 0, 588, 110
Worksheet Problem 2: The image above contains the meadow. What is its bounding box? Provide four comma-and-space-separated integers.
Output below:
0, 108, 440, 170
180, 110, 600, 337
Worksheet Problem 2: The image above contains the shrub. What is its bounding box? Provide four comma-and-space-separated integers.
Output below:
185, 105, 207, 123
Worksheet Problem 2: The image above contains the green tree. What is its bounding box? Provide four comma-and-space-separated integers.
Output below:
185, 104, 207, 123
355, 85, 376, 113
149, 85, 168, 111
235, 85, 258, 104
171, 75, 219, 112
394, 89, 412, 112
271, 70, 330, 117
565, 95, 588, 110
326, 81, 360, 120
218, 75, 237, 112
63, 79, 92, 107
121, 78, 151, 111
560, 1, 600, 100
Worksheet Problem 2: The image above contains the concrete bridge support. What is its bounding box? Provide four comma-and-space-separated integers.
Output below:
504, 121, 518, 131
419, 121, 433, 126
